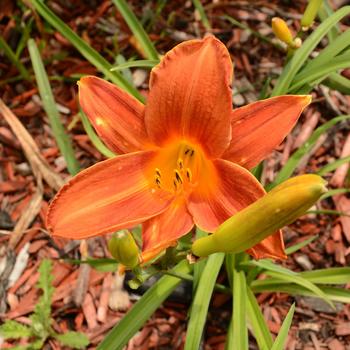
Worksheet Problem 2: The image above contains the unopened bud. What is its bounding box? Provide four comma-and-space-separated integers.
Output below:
301, 0, 323, 29
272, 17, 294, 46
192, 175, 327, 257
108, 230, 140, 268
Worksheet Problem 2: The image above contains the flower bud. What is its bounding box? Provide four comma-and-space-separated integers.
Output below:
301, 0, 323, 29
108, 230, 140, 268
192, 175, 327, 257
272, 17, 294, 46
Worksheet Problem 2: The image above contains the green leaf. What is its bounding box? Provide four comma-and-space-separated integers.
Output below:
265, 270, 333, 307
28, 39, 80, 175
97, 260, 191, 350
30, 0, 143, 101
192, 228, 207, 293
80, 110, 116, 159
111, 59, 159, 71
323, 73, 350, 94
112, 0, 159, 60
0, 36, 30, 80
268, 115, 350, 189
37, 259, 54, 300
321, 188, 350, 199
285, 235, 317, 255
307, 209, 350, 217
300, 267, 350, 284
271, 304, 295, 350
192, 0, 211, 30
185, 253, 225, 350
318, 0, 341, 42
251, 281, 350, 303
295, 29, 350, 75
317, 155, 350, 175
246, 287, 273, 350
232, 268, 248, 350
0, 320, 32, 339
271, 6, 350, 95
289, 52, 350, 91
54, 331, 90, 349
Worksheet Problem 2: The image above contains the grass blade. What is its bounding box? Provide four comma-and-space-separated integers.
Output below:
193, 228, 207, 293
271, 6, 350, 95
246, 287, 273, 350
300, 267, 350, 284
0, 36, 30, 80
268, 115, 350, 189
232, 268, 248, 350
30, 0, 143, 101
251, 282, 350, 303
192, 0, 211, 30
185, 253, 225, 350
271, 304, 295, 350
28, 39, 80, 175
80, 111, 116, 158
285, 235, 317, 255
97, 260, 191, 350
289, 52, 350, 91
321, 188, 350, 199
111, 59, 159, 71
323, 72, 350, 94
112, 0, 159, 60
264, 270, 333, 307
317, 155, 350, 175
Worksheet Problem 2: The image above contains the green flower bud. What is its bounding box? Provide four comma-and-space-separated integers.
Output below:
108, 230, 140, 268
192, 175, 327, 257
301, 0, 323, 28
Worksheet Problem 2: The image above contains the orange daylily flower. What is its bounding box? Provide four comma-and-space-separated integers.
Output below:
46, 36, 311, 262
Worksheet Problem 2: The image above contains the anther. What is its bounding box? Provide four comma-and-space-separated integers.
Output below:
155, 168, 161, 177
155, 175, 162, 188
184, 149, 190, 155
177, 159, 183, 169
186, 168, 192, 182
173, 180, 178, 190
174, 170, 183, 184
190, 150, 194, 156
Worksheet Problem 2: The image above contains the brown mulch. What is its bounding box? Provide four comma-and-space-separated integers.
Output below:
1, 1, 350, 349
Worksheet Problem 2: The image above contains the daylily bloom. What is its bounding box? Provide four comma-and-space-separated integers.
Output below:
46, 36, 311, 262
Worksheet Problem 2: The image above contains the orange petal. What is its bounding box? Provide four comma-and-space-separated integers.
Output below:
47, 151, 173, 239
79, 76, 149, 154
141, 198, 194, 261
187, 158, 285, 258
222, 95, 312, 169
145, 36, 233, 158
247, 231, 287, 260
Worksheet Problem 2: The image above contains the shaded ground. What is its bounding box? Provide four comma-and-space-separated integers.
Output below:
0, 0, 350, 349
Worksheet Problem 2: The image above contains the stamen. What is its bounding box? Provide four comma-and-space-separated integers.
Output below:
184, 149, 190, 155
155, 168, 161, 177
186, 168, 192, 182
177, 158, 183, 169
173, 180, 178, 190
155, 175, 162, 188
174, 170, 183, 184
190, 150, 194, 156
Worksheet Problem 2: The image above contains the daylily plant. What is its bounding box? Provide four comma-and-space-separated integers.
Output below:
46, 36, 311, 262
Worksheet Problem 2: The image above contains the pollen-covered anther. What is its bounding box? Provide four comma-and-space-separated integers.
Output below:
174, 169, 183, 184
186, 168, 193, 182
177, 158, 184, 169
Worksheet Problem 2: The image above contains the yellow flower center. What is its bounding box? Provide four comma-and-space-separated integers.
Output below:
149, 140, 215, 196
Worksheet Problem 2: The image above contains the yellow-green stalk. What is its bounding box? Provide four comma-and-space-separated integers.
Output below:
192, 175, 327, 257
108, 230, 140, 268
301, 0, 323, 29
